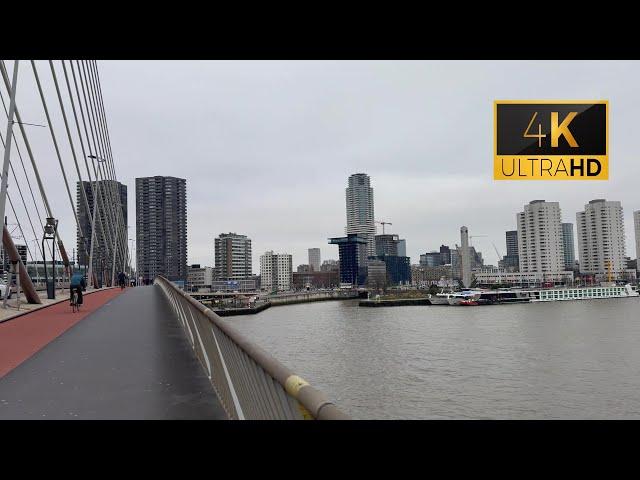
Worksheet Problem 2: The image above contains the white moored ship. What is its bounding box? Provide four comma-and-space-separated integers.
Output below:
446, 290, 482, 306
428, 290, 482, 305
429, 292, 455, 305
528, 283, 639, 302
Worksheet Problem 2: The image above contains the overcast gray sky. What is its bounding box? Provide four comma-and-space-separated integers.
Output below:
4, 60, 640, 271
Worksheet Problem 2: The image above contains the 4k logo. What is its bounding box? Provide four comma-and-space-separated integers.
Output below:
494, 101, 608, 180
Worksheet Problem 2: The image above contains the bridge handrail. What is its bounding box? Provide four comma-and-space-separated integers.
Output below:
154, 276, 349, 420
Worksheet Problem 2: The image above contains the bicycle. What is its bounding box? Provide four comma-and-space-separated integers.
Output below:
70, 288, 80, 313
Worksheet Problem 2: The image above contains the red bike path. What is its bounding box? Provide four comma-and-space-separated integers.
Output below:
0, 288, 123, 378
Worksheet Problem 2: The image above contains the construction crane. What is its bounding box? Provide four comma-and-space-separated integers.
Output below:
375, 220, 392, 235
491, 242, 502, 262
469, 234, 487, 244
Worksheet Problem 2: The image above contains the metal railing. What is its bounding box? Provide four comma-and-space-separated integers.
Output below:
155, 276, 350, 420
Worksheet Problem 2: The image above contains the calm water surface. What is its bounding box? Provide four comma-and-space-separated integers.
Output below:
229, 298, 640, 419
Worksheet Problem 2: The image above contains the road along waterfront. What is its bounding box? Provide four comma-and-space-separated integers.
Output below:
228, 297, 640, 419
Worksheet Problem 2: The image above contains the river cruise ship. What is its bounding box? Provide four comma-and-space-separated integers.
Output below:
429, 284, 639, 305
528, 283, 638, 302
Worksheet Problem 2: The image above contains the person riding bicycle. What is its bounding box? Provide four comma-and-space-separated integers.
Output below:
118, 271, 127, 289
70, 270, 87, 306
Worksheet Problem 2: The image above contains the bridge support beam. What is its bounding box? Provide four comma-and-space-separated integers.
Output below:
3, 225, 41, 304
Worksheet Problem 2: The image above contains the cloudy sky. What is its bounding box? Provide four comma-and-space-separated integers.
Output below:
3, 60, 640, 271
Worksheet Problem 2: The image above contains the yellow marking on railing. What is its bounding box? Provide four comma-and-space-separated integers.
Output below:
285, 375, 314, 419
285, 375, 309, 396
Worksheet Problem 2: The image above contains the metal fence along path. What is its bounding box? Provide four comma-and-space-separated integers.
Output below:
155, 276, 350, 420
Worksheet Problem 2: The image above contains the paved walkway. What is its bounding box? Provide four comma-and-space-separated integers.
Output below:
0, 285, 227, 419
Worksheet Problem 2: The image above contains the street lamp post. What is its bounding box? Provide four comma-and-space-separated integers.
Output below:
42, 217, 58, 299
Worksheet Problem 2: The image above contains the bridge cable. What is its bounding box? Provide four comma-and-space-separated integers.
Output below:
61, 60, 111, 284
85, 61, 128, 271
71, 61, 119, 283
0, 61, 54, 259
78, 61, 124, 279
92, 60, 130, 272
31, 61, 86, 269
47, 60, 94, 269
68, 60, 116, 279
0, 129, 45, 261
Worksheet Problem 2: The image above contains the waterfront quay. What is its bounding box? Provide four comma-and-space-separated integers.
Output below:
360, 297, 431, 307
190, 288, 361, 315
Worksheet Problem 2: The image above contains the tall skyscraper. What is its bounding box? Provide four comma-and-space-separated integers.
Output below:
260, 251, 292, 291
561, 223, 576, 271
308, 248, 321, 272
634, 210, 640, 267
500, 230, 519, 271
345, 173, 376, 259
214, 233, 252, 280
136, 176, 187, 284
505, 230, 518, 257
577, 199, 626, 280
460, 226, 472, 288
517, 200, 564, 275
76, 180, 127, 274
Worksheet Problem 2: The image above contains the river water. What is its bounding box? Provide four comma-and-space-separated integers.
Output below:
229, 298, 640, 419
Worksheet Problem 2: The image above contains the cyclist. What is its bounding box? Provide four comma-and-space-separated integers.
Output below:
70, 270, 87, 307
118, 271, 127, 289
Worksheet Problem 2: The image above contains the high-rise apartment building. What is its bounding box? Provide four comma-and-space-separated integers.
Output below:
577, 199, 626, 280
136, 176, 187, 285
308, 248, 321, 272
500, 230, 519, 271
561, 223, 576, 271
505, 230, 518, 257
260, 251, 292, 291
345, 173, 376, 259
517, 200, 565, 275
76, 180, 127, 274
214, 233, 252, 280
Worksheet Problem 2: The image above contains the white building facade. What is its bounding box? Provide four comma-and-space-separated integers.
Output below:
474, 267, 574, 286
577, 199, 627, 280
517, 200, 565, 275
346, 173, 376, 258
260, 251, 293, 292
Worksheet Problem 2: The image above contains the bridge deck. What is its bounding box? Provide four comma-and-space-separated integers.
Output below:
0, 285, 227, 419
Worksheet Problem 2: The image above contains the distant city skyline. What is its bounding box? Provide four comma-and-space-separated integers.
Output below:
8, 61, 640, 272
